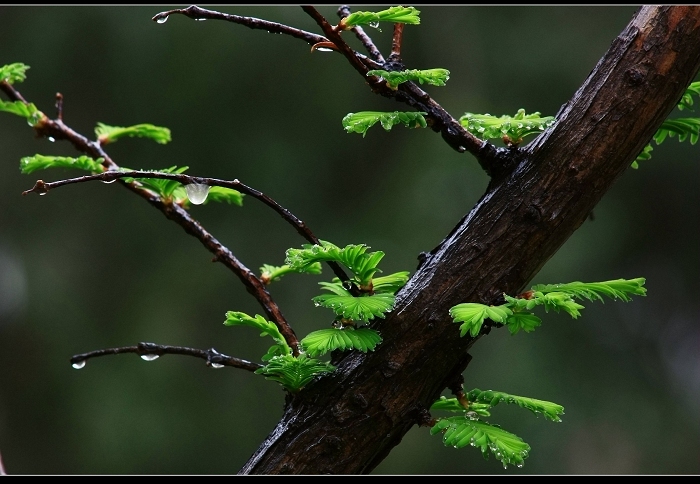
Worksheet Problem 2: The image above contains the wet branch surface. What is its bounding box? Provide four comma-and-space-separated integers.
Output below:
235, 5, 700, 474
70, 342, 263, 373
22, 170, 355, 289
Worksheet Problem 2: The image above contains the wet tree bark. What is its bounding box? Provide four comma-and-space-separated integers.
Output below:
239, 5, 700, 474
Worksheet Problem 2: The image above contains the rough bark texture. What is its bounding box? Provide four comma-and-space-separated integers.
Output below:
239, 6, 700, 474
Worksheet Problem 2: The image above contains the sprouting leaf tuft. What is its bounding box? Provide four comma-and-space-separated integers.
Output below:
313, 282, 395, 322
530, 278, 646, 303
678, 81, 700, 111
301, 327, 382, 357
460, 109, 554, 146
465, 389, 565, 422
366, 68, 450, 90
255, 354, 335, 392
342, 111, 427, 137
204, 186, 244, 206
95, 122, 171, 145
223, 311, 291, 356
260, 262, 322, 284
371, 271, 410, 295
286, 240, 384, 286
20, 154, 104, 175
449, 303, 512, 338
340, 6, 420, 30
0, 99, 44, 125
430, 417, 531, 469
0, 63, 30, 84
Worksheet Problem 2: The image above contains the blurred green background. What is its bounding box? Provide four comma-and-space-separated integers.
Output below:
0, 5, 698, 475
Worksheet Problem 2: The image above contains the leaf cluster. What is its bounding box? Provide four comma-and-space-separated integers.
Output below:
366, 68, 450, 90
450, 278, 646, 338
460, 109, 554, 146
340, 6, 420, 30
254, 354, 335, 393
342, 111, 427, 137
19, 154, 104, 175
0, 62, 30, 84
95, 122, 171, 145
633, 80, 700, 168
300, 327, 382, 357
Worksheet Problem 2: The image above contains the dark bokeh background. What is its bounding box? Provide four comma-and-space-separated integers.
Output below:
0, 5, 698, 475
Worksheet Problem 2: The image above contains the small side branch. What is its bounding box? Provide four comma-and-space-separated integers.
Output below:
22, 170, 354, 288
389, 23, 404, 61
152, 5, 328, 46
70, 342, 263, 372
337, 5, 385, 64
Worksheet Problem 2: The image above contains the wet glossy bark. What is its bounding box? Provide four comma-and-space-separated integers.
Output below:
239, 6, 700, 474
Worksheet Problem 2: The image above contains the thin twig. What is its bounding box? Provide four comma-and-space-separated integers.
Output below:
22, 170, 356, 290
55, 92, 63, 121
70, 342, 263, 372
152, 5, 328, 46
2, 81, 301, 355
337, 5, 385, 64
389, 23, 404, 61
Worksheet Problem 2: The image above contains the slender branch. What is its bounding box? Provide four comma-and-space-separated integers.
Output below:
337, 5, 385, 64
152, 5, 328, 46
300, 6, 495, 169
389, 23, 404, 61
22, 170, 356, 290
3, 81, 300, 356
70, 342, 263, 373
55, 92, 63, 121
302, 6, 373, 81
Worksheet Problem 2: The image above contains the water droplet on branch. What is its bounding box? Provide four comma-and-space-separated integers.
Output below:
72, 360, 86, 369
48, 137, 55, 142
185, 183, 210, 205
210, 363, 224, 369
156, 15, 169, 24
140, 354, 160, 361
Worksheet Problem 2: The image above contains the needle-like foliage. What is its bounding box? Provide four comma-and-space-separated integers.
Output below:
19, 154, 104, 175
342, 111, 427, 137
300, 327, 382, 357
339, 6, 421, 30
366, 68, 450, 90
95, 122, 172, 145
460, 109, 555, 146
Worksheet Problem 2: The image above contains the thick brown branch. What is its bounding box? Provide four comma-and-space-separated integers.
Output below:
239, 5, 700, 474
70, 342, 262, 372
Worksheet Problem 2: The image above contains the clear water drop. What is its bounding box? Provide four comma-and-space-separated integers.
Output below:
48, 136, 56, 142
39, 192, 47, 196
140, 354, 160, 361
185, 183, 210, 205
195, 18, 206, 21
210, 362, 224, 369
72, 360, 86, 369
315, 47, 334, 52
156, 15, 168, 24
102, 178, 116, 184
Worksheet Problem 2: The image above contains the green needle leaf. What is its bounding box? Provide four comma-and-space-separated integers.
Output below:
366, 68, 450, 90
19, 154, 104, 174
0, 62, 30, 84
341, 6, 421, 30
255, 354, 335, 392
342, 111, 427, 137
301, 327, 382, 357
95, 122, 172, 145
460, 109, 554, 146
